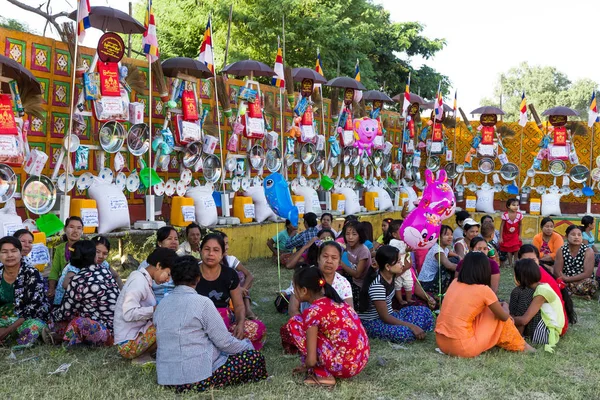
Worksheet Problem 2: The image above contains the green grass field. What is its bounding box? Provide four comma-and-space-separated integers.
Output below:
2, 258, 600, 400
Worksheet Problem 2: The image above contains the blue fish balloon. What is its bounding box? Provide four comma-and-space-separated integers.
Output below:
264, 172, 299, 227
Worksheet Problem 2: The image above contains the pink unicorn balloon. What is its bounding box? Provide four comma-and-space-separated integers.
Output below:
419, 169, 456, 220
399, 207, 442, 250
353, 117, 378, 156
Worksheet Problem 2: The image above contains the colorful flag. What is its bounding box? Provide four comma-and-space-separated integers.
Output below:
77, 0, 91, 44
315, 49, 324, 76
434, 81, 443, 121
271, 41, 285, 90
402, 73, 411, 116
518, 91, 528, 127
354, 59, 360, 82
453, 90, 457, 114
142, 0, 159, 63
198, 17, 214, 74
588, 91, 598, 127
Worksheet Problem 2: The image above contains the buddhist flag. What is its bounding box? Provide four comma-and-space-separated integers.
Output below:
271, 41, 285, 90
434, 81, 443, 121
198, 17, 214, 74
453, 90, 457, 115
77, 0, 91, 44
315, 49, 324, 76
354, 59, 360, 82
315, 49, 324, 89
518, 92, 528, 127
588, 91, 598, 127
402, 73, 411, 116
142, 0, 159, 63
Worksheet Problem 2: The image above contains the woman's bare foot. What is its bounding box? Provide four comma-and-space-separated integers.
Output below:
304, 374, 336, 388
132, 352, 156, 365
398, 300, 407, 306
523, 343, 536, 353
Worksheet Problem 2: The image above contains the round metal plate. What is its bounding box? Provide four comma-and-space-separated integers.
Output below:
203, 154, 222, 183
478, 158, 495, 175
300, 143, 317, 165
127, 123, 149, 156
314, 150, 325, 172
249, 145, 265, 169
426, 156, 440, 172
265, 148, 282, 173
0, 164, 17, 203
99, 121, 127, 154
182, 141, 203, 168
499, 162, 519, 181
569, 165, 590, 183
444, 162, 459, 179
549, 160, 567, 177
592, 168, 600, 182
22, 175, 56, 214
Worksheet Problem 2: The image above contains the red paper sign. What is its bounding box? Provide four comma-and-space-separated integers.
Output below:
301, 105, 314, 126
181, 90, 199, 121
554, 126, 567, 146
97, 62, 121, 97
432, 125, 443, 142
481, 126, 494, 145
408, 119, 415, 138
248, 96, 263, 119
0, 94, 18, 135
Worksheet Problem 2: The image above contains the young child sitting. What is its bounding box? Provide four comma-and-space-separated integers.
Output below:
511, 259, 566, 353
384, 219, 414, 305
267, 219, 297, 265
285, 266, 370, 388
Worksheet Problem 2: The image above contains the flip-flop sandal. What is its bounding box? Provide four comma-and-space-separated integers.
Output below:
303, 373, 336, 389
41, 327, 56, 345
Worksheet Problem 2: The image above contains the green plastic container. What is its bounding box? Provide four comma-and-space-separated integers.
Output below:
139, 167, 162, 188
36, 214, 64, 237
320, 175, 334, 191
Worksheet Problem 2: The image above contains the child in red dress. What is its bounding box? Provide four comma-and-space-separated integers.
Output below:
285, 266, 370, 388
500, 198, 523, 267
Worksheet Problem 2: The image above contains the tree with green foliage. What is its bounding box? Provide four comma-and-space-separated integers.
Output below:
136, 0, 450, 100
0, 17, 35, 34
481, 62, 598, 121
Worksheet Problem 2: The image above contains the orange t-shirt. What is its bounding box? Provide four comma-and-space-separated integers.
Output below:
435, 280, 498, 339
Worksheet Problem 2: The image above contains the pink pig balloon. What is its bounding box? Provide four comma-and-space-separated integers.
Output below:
353, 117, 378, 156
399, 207, 442, 250
419, 169, 456, 220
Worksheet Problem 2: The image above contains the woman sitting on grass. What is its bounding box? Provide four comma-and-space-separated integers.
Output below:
195, 233, 266, 350
455, 237, 501, 293
51, 240, 120, 346
281, 241, 353, 353
113, 248, 178, 364
285, 229, 336, 270
54, 236, 122, 306
358, 245, 434, 343
511, 259, 565, 353
435, 252, 534, 358
155, 256, 267, 393
0, 236, 49, 346
215, 231, 257, 320
47, 216, 84, 302
419, 225, 457, 296
340, 220, 372, 310
553, 224, 598, 298
285, 266, 369, 388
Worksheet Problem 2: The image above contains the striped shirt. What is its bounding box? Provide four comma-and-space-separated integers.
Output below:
359, 274, 394, 321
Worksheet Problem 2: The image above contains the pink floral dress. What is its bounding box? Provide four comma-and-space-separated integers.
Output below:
285, 297, 370, 378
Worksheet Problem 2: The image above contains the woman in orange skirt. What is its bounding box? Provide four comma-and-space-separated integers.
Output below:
435, 252, 534, 358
